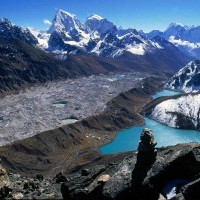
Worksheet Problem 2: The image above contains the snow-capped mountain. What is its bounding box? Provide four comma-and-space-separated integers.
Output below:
0, 18, 38, 45
47, 9, 90, 52
0, 9, 190, 73
150, 93, 200, 130
165, 60, 200, 92
39, 9, 189, 64
85, 14, 117, 37
49, 9, 84, 34
142, 23, 200, 58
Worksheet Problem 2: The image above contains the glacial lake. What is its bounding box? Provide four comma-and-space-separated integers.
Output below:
100, 90, 200, 154
152, 89, 181, 99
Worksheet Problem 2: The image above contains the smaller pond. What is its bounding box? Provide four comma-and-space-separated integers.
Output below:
61, 119, 78, 125
52, 100, 68, 108
152, 89, 181, 99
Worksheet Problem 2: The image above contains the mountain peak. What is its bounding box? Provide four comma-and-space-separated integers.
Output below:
0, 18, 12, 27
168, 22, 184, 28
0, 18, 11, 23
85, 15, 116, 35
167, 22, 193, 31
48, 9, 84, 34
56, 9, 76, 19
87, 14, 104, 21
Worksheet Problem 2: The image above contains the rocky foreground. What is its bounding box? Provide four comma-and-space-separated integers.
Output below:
0, 129, 200, 199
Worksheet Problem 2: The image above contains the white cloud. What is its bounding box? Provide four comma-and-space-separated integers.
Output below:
43, 19, 52, 25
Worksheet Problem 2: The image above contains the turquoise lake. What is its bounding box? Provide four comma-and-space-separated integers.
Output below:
152, 89, 181, 99
100, 90, 200, 155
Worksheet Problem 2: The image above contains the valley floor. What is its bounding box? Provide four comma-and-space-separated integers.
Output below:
0, 72, 148, 146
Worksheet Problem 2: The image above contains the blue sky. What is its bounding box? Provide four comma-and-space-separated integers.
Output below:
1, 0, 200, 32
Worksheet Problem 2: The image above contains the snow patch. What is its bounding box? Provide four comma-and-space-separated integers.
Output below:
126, 43, 146, 55
87, 14, 104, 21
151, 94, 200, 128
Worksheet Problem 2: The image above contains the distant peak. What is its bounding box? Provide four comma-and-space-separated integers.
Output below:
0, 18, 11, 24
168, 22, 184, 29
49, 9, 83, 34
56, 9, 76, 19
87, 14, 104, 21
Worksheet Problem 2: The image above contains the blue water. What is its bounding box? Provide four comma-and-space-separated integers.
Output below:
100, 90, 200, 155
152, 89, 181, 99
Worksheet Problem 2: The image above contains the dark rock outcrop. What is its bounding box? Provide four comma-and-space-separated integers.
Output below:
131, 128, 157, 199
135, 128, 157, 167
0, 18, 38, 45
60, 142, 200, 200
182, 178, 200, 200
0, 132, 200, 199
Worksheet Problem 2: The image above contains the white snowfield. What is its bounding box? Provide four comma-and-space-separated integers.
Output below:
151, 94, 200, 128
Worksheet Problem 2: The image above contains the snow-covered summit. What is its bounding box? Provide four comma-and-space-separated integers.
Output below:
48, 9, 84, 34
87, 14, 104, 21
85, 15, 116, 36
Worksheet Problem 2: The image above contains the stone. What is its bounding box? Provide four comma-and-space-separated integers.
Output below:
36, 174, 44, 181
0, 162, 11, 189
138, 128, 157, 152
170, 193, 185, 200
12, 192, 24, 199
54, 172, 67, 183
158, 193, 167, 200
97, 175, 110, 184
136, 128, 157, 167
81, 169, 90, 176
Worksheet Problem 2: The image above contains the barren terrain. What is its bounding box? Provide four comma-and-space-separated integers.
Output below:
0, 72, 148, 145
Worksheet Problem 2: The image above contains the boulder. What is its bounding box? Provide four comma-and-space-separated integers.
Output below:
0, 160, 11, 199
136, 128, 157, 167
0, 163, 10, 189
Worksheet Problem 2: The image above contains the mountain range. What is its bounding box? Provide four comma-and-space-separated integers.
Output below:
0, 9, 196, 92
29, 9, 191, 73
141, 23, 200, 58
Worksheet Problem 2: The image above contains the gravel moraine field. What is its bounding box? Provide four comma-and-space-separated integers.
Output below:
0, 72, 149, 146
